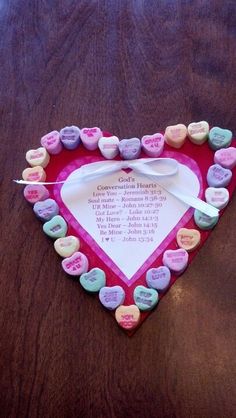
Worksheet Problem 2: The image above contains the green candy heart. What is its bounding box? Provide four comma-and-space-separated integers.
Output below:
208, 127, 232, 150
194, 209, 219, 230
133, 285, 159, 311
80, 268, 106, 293
43, 215, 67, 239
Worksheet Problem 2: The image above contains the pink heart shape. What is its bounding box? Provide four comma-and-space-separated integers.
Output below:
53, 151, 203, 287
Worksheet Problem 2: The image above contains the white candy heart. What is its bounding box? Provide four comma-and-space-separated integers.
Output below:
187, 121, 209, 145
205, 187, 229, 209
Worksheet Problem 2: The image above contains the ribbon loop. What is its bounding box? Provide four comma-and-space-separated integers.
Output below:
129, 158, 179, 177
79, 158, 178, 182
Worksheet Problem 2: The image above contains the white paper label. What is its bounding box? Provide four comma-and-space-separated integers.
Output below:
61, 162, 200, 279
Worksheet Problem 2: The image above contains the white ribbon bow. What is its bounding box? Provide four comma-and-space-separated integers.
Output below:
14, 158, 219, 217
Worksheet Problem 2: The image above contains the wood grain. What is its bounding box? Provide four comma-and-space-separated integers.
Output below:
1, 1, 236, 417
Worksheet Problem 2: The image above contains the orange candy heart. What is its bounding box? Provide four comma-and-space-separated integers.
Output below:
115, 305, 140, 330
176, 228, 201, 252
22, 166, 46, 182
164, 124, 187, 148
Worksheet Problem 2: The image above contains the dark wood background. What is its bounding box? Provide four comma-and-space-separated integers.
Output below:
1, 1, 236, 417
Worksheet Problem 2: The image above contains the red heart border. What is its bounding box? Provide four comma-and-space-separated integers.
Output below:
22, 131, 236, 334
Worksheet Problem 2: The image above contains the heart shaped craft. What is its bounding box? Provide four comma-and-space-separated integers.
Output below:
19, 127, 236, 334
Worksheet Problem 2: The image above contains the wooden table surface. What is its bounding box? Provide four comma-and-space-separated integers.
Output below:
1, 1, 236, 417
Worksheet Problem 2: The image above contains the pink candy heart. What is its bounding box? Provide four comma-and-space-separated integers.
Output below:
80, 127, 102, 151
23, 184, 50, 204
141, 133, 164, 157
62, 251, 89, 276
214, 147, 236, 169
41, 130, 62, 155
162, 249, 189, 274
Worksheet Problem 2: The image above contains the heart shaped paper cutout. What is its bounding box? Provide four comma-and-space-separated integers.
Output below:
20, 130, 236, 334
55, 152, 201, 285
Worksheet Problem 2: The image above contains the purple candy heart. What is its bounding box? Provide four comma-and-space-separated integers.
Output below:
207, 164, 232, 188
146, 266, 171, 292
33, 198, 59, 221
99, 285, 125, 310
60, 125, 80, 150
118, 138, 141, 160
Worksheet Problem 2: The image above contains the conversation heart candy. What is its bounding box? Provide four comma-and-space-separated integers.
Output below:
133, 285, 158, 311
146, 266, 171, 292
118, 138, 141, 160
41, 130, 62, 154
22, 166, 46, 182
33, 198, 59, 221
54, 236, 80, 258
214, 147, 236, 169
80, 127, 102, 151
25, 147, 50, 168
98, 136, 119, 159
115, 305, 141, 330
194, 209, 219, 230
187, 121, 209, 145
99, 286, 125, 310
208, 127, 232, 150
163, 249, 189, 274
141, 133, 164, 157
205, 187, 229, 210
23, 184, 50, 204
62, 251, 89, 276
59, 125, 80, 150
207, 164, 232, 187
43, 215, 67, 239
80, 268, 105, 292
164, 124, 187, 148
176, 228, 201, 251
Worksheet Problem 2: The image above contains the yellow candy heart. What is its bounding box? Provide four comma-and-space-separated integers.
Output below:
54, 236, 80, 258
26, 147, 50, 168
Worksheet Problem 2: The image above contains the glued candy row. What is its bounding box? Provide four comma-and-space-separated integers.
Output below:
193, 157, 233, 230
22, 122, 235, 183
23, 191, 129, 319
114, 230, 200, 329
165, 122, 233, 149
193, 139, 235, 229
